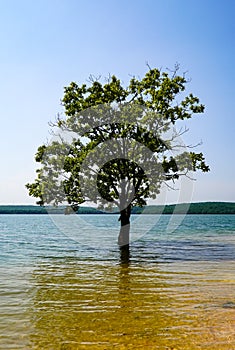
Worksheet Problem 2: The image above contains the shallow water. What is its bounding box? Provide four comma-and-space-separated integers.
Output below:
0, 215, 235, 349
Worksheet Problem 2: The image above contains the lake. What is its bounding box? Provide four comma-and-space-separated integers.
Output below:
0, 214, 235, 349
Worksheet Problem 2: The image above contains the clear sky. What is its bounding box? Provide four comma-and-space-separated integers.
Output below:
0, 0, 234, 204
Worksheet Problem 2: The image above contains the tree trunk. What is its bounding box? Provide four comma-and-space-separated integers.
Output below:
118, 204, 131, 246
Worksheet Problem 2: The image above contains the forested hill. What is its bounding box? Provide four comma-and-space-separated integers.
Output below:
0, 202, 235, 214
0, 206, 103, 214
131, 202, 235, 214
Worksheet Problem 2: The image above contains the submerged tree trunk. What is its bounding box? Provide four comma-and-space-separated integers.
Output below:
119, 244, 130, 264
118, 204, 131, 246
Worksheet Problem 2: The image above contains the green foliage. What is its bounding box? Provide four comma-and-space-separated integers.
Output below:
26, 66, 209, 211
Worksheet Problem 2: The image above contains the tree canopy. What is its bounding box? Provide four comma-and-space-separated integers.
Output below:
26, 65, 209, 244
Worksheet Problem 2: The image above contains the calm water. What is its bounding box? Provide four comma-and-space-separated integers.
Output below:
0, 214, 235, 349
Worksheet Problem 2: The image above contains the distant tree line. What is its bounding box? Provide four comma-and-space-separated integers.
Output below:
0, 205, 103, 214
132, 202, 235, 214
0, 202, 235, 214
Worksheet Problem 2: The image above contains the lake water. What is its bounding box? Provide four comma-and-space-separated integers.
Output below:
0, 214, 235, 349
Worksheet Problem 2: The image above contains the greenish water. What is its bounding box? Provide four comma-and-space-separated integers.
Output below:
0, 215, 235, 349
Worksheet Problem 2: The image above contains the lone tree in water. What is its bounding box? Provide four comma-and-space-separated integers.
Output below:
26, 66, 209, 246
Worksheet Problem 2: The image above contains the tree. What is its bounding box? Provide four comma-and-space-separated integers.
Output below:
26, 65, 209, 247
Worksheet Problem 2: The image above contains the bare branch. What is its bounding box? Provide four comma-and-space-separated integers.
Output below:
87, 74, 102, 83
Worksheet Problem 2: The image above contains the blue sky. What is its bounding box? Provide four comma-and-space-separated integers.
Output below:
0, 0, 234, 204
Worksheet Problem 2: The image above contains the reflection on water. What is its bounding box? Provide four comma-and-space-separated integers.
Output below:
28, 257, 235, 350
30, 258, 172, 349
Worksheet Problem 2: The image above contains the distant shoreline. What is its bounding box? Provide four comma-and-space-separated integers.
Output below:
0, 202, 235, 215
